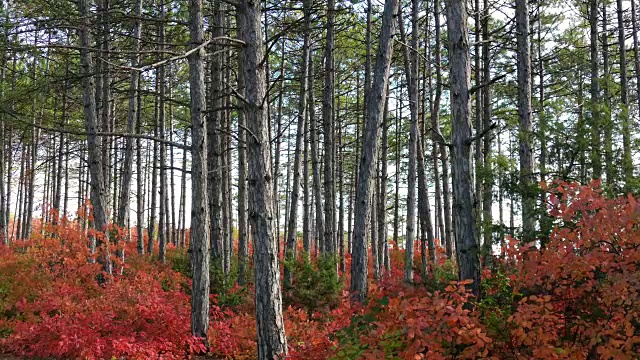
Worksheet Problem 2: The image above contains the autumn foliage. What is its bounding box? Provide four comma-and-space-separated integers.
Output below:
0, 180, 639, 359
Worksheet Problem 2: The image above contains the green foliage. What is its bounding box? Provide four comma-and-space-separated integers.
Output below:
424, 258, 458, 292
283, 252, 342, 316
168, 249, 249, 308
479, 266, 518, 343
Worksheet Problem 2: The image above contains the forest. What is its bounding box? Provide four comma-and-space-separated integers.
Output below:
0, 0, 639, 358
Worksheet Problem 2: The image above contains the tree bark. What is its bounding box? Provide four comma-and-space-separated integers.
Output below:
322, 0, 336, 256
446, 0, 481, 297
239, 0, 288, 357
351, 0, 399, 302
117, 0, 142, 229
589, 0, 602, 179
237, 11, 249, 286
617, 0, 632, 184
517, 0, 535, 242
284, 1, 311, 285
187, 0, 210, 342
431, 0, 453, 258
78, 0, 112, 275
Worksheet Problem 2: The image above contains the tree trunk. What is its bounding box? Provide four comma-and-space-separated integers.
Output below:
617, 0, 632, 184
602, 3, 614, 186
78, 0, 112, 275
431, 0, 453, 258
377, 96, 389, 272
351, 0, 399, 302
323, 0, 336, 256
117, 0, 142, 230
309, 50, 324, 255
208, 0, 224, 263
446, 0, 481, 297
239, 0, 288, 357
632, 0, 640, 112
187, 0, 210, 341
481, 0, 493, 257
517, 0, 535, 242
237, 13, 249, 286
285, 2, 311, 285
589, 0, 602, 179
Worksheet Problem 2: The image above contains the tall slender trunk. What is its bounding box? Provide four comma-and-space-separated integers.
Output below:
537, 0, 550, 242
473, 0, 483, 234
393, 105, 400, 249
632, 0, 640, 111
303, 105, 311, 253
158, 1, 167, 262
589, 0, 602, 179
377, 96, 389, 272
284, 2, 311, 285
481, 0, 493, 256
602, 4, 614, 186
78, 0, 111, 275
239, 0, 288, 356
323, 0, 336, 255
180, 131, 188, 248
136, 84, 145, 254
398, 9, 418, 283
237, 14, 249, 285
117, 0, 142, 229
351, 0, 399, 302
148, 92, 158, 254
187, 0, 210, 341
446, 0, 481, 297
617, 0, 632, 184
517, 0, 535, 241
208, 0, 224, 261
431, 0, 453, 258
309, 50, 324, 254
273, 37, 286, 243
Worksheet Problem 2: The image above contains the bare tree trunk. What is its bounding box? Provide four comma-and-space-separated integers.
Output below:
117, 0, 142, 231
309, 51, 324, 255
237, 15, 249, 285
371, 170, 379, 279
349, 74, 362, 255
632, 0, 640, 111
273, 37, 285, 244
481, 0, 493, 257
338, 108, 346, 273
446, 0, 481, 297
351, 0, 399, 302
589, 0, 602, 180
431, 0, 453, 258
187, 0, 210, 342
393, 105, 400, 250
285, 1, 311, 285
473, 0, 483, 235
303, 109, 311, 253
208, 0, 224, 261
180, 131, 188, 248
148, 95, 158, 254
136, 88, 145, 254
158, 2, 167, 262
617, 0, 632, 184
602, 4, 614, 186
78, 0, 112, 275
398, 6, 418, 284
517, 0, 535, 242
323, 0, 336, 256
377, 96, 389, 273
239, 0, 288, 357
